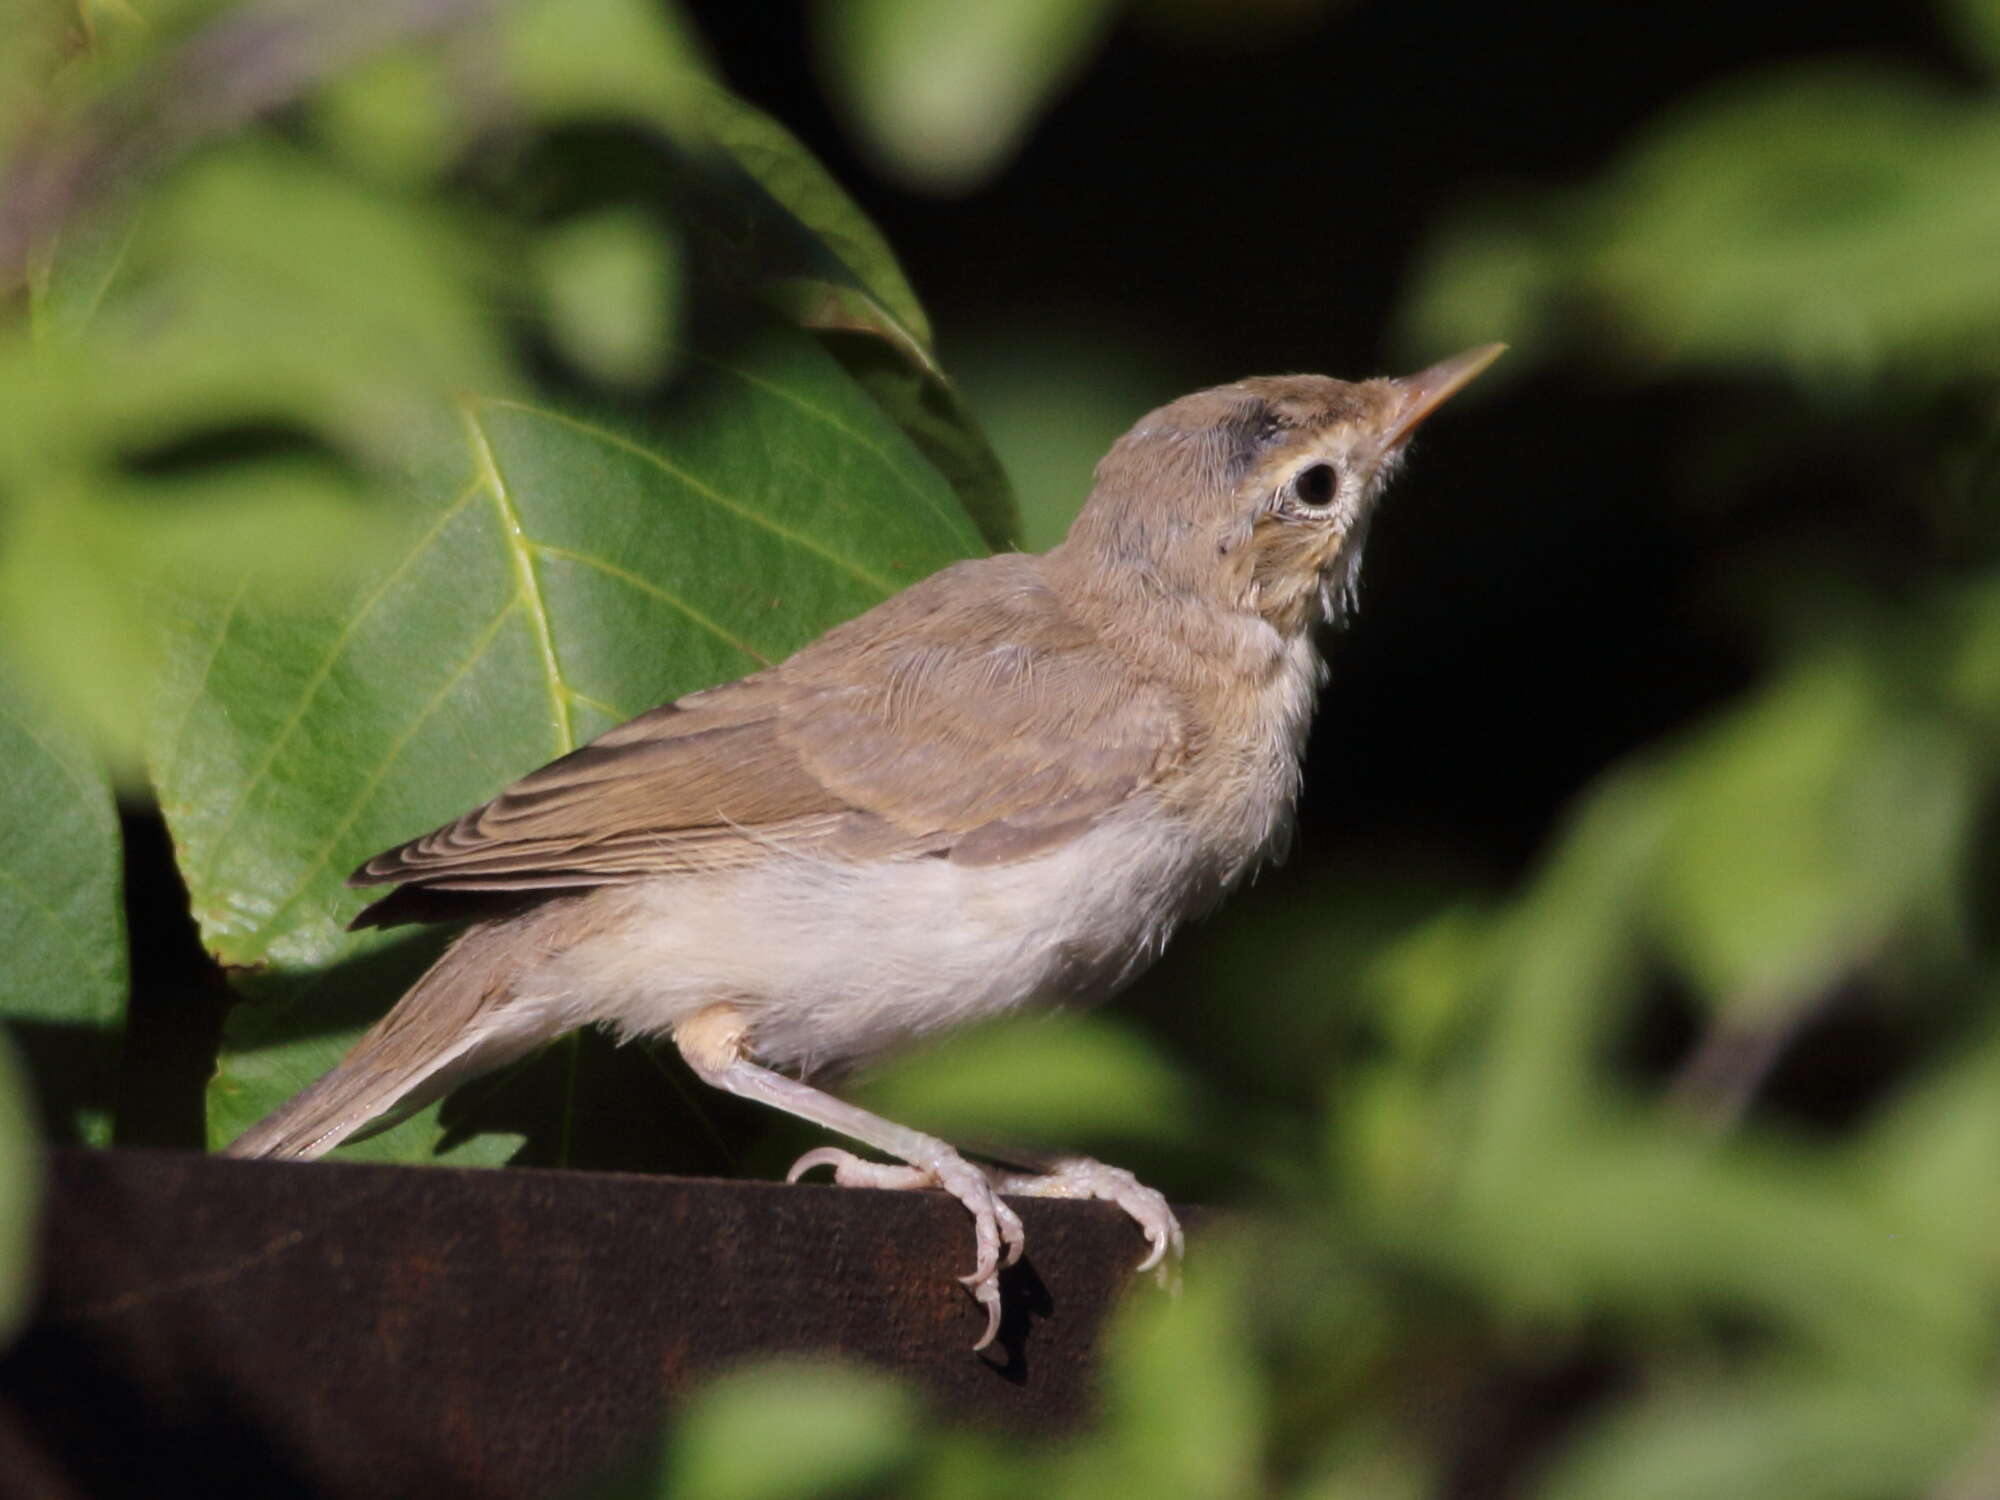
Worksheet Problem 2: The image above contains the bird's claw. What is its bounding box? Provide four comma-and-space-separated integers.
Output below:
786, 1147, 1179, 1341
786, 1144, 1026, 1350
991, 1156, 1184, 1286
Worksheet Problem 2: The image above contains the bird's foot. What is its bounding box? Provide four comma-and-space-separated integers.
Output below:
789, 1145, 1026, 1350
989, 1156, 1185, 1286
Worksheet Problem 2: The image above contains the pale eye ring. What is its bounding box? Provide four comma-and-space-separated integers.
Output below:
1292, 462, 1339, 508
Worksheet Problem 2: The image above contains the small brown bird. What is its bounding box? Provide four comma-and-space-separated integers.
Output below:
227, 345, 1503, 1346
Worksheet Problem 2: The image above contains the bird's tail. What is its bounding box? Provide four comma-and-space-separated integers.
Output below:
222, 916, 549, 1160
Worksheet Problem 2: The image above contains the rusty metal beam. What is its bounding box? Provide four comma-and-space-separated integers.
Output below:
1, 1148, 1171, 1499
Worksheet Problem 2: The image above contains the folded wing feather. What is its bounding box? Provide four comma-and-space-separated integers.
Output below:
348, 555, 1185, 927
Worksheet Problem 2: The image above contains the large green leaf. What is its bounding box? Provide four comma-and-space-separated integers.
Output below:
161, 319, 985, 1160
0, 660, 126, 1146
683, 73, 933, 354
486, 0, 1029, 548
667, 75, 1023, 548
490, 0, 928, 350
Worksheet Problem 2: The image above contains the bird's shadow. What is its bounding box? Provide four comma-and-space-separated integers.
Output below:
982, 1256, 1057, 1383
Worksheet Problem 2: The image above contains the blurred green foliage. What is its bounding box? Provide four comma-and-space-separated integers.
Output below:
5, 2, 2000, 1498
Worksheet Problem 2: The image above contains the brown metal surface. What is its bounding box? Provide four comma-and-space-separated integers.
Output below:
1, 1148, 1165, 1498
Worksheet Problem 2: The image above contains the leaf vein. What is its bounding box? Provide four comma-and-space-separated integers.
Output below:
189, 479, 487, 895
688, 349, 980, 549
153, 574, 251, 792
252, 598, 524, 947
528, 540, 771, 669
474, 398, 901, 596
461, 403, 574, 756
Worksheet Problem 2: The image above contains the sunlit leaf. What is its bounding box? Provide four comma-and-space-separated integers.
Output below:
1654, 656, 1973, 1012
1855, 1017, 2000, 1265
535, 207, 683, 389
1066, 1238, 1263, 1500
854, 1012, 1199, 1149
26, 201, 138, 346
1435, 764, 1985, 1368
1459, 769, 1666, 1189
664, 1358, 916, 1500
493, 0, 927, 353
0, 465, 382, 770
119, 142, 511, 454
814, 0, 1119, 193
312, 42, 462, 186
496, 0, 711, 139
1450, 1126, 1988, 1369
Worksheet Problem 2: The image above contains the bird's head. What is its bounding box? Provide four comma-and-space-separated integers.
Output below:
1057, 344, 1504, 638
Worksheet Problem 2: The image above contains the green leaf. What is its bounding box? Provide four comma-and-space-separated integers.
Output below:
493, 0, 929, 352
672, 82, 1028, 547
164, 319, 985, 1160
1431, 761, 1986, 1368
495, 0, 712, 140
0, 660, 126, 1146
1459, 768, 1668, 1192
533, 207, 684, 390
1065, 1239, 1264, 1500
488, 7, 1018, 543
0, 139, 507, 490
1546, 1373, 1985, 1500
1654, 656, 1973, 1012
664, 1358, 916, 1500
27, 202, 139, 346
0, 464, 383, 774
1448, 1126, 1988, 1370
814, 0, 1119, 193
1855, 1017, 2000, 1265
815, 327, 1020, 550
687, 74, 933, 351
119, 142, 511, 455
854, 1013, 1198, 1150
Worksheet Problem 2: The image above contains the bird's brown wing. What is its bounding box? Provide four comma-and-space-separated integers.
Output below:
348, 555, 1186, 927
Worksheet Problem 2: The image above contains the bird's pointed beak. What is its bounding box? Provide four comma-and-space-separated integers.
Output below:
1377, 342, 1507, 455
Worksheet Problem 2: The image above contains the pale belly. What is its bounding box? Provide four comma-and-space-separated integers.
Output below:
503, 803, 1224, 1075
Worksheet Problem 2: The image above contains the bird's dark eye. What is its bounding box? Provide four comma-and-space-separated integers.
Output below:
1292, 462, 1339, 508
